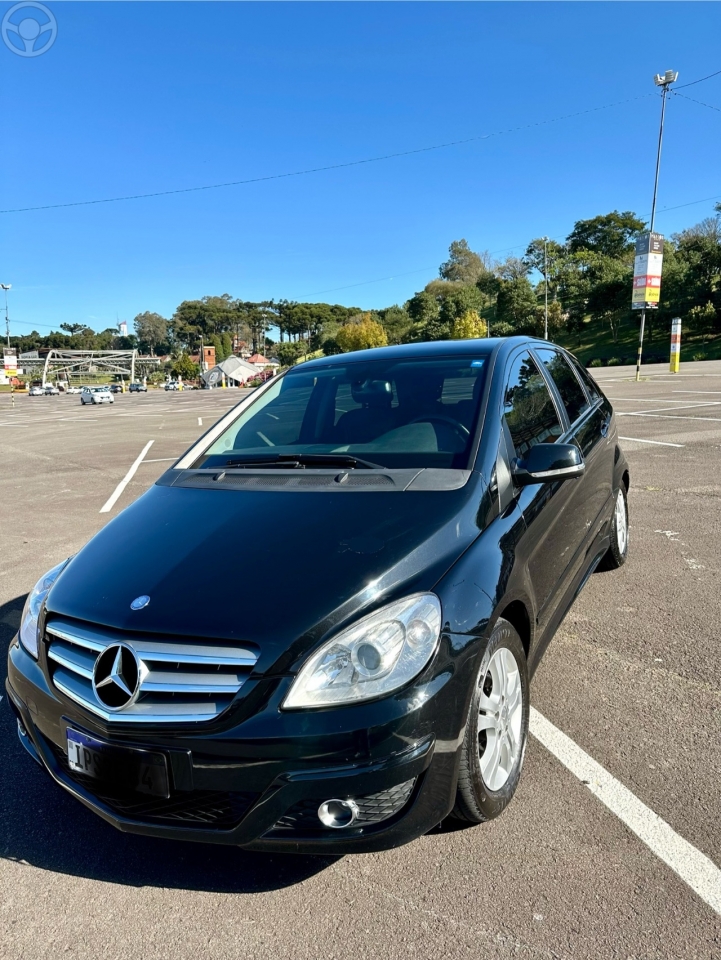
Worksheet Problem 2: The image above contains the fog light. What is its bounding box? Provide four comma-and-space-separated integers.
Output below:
317, 798, 359, 829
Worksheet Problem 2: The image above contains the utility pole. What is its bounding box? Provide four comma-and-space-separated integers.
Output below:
635, 69, 677, 382
1, 284, 11, 346
543, 238, 549, 341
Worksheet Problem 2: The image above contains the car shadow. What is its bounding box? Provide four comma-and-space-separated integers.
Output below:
0, 594, 337, 893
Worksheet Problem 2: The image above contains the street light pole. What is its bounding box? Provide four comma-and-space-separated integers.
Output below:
543, 237, 549, 340
635, 69, 677, 382
1, 284, 11, 346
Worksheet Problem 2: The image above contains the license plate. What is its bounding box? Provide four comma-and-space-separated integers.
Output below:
66, 728, 170, 798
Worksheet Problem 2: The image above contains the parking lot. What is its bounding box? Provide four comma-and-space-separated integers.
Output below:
1, 365, 719, 960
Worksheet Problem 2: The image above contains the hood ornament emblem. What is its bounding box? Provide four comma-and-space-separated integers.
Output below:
130, 595, 150, 611
93, 643, 140, 710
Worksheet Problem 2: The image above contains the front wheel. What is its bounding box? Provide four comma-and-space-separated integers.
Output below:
598, 486, 629, 570
451, 619, 529, 824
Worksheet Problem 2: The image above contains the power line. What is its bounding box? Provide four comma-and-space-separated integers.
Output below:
672, 91, 721, 114
675, 68, 721, 90
0, 94, 655, 215
295, 192, 721, 298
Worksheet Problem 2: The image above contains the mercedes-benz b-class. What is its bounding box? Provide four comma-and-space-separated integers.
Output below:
7, 337, 629, 852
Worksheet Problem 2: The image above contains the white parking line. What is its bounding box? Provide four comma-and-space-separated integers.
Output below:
530, 708, 721, 917
618, 413, 721, 423
672, 390, 721, 395
607, 398, 718, 404
618, 436, 684, 447
620, 402, 721, 414
198, 417, 203, 426
99, 440, 154, 514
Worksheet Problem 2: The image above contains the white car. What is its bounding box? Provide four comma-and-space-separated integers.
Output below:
67, 385, 82, 395
80, 386, 114, 405
29, 386, 45, 397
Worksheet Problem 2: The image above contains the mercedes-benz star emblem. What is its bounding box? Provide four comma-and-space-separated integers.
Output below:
92, 643, 140, 710
130, 595, 150, 610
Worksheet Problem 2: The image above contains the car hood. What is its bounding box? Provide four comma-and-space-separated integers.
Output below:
46, 477, 486, 672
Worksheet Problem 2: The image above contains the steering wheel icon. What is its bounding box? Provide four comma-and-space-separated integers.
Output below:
2, 2, 57, 57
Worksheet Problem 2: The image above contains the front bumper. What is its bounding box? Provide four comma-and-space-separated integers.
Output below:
6, 633, 476, 854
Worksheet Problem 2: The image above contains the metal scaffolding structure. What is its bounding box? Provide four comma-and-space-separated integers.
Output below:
18, 349, 160, 385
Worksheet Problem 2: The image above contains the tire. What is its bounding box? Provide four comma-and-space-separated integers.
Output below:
598, 486, 629, 571
452, 618, 530, 824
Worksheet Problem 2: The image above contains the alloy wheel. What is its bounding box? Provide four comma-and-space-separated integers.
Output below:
615, 490, 628, 556
477, 647, 523, 791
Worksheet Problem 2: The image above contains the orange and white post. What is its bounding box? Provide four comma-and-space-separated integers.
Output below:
669, 317, 681, 373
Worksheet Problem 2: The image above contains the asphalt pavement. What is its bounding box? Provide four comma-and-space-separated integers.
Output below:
1, 369, 719, 960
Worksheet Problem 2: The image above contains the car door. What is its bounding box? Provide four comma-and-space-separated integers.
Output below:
533, 346, 613, 578
499, 348, 578, 631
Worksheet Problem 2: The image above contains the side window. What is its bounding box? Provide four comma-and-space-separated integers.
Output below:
535, 348, 591, 425
503, 352, 563, 458
569, 356, 602, 404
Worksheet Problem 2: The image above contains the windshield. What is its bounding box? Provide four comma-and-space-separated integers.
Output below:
195, 354, 489, 470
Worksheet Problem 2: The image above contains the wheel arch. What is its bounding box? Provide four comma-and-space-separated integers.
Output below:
497, 599, 531, 659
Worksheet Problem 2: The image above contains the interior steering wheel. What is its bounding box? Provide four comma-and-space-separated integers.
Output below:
409, 415, 470, 442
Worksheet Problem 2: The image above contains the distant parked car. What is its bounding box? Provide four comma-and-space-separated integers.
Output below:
80, 386, 113, 405
44, 385, 60, 396
164, 381, 180, 391
67, 385, 82, 395
28, 386, 44, 397
129, 382, 148, 393
108, 383, 123, 394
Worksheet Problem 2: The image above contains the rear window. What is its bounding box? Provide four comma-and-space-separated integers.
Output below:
197, 354, 490, 470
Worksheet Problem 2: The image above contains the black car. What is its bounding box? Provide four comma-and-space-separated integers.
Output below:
6, 337, 629, 853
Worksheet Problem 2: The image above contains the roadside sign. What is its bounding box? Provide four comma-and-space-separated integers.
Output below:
670, 317, 681, 373
632, 233, 664, 310
3, 348, 17, 377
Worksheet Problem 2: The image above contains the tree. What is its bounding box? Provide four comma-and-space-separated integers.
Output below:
567, 210, 646, 260
133, 312, 168, 356
524, 238, 566, 299
276, 341, 308, 367
439, 284, 485, 329
335, 315, 388, 352
496, 256, 530, 281
60, 323, 87, 336
496, 277, 538, 332
439, 239, 491, 284
171, 353, 199, 381
688, 302, 716, 345
452, 309, 487, 339
405, 289, 447, 341
378, 305, 411, 344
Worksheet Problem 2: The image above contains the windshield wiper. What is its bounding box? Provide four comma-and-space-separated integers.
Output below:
223, 453, 384, 470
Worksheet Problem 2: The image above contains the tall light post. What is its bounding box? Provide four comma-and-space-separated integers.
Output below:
543, 237, 549, 340
1, 284, 10, 346
635, 69, 678, 382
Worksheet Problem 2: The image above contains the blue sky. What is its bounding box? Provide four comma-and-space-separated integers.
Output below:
1, 1, 720, 337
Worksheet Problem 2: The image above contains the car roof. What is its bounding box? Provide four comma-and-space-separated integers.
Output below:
294, 336, 540, 372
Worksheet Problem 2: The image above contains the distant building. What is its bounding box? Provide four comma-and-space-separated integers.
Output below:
247, 353, 279, 371
232, 337, 252, 358
190, 346, 216, 371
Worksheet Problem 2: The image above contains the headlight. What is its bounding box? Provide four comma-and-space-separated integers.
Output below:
283, 594, 442, 709
18, 560, 69, 658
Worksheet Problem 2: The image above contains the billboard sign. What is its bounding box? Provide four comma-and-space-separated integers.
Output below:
632, 233, 664, 310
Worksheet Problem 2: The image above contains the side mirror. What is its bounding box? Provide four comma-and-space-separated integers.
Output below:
512, 443, 585, 486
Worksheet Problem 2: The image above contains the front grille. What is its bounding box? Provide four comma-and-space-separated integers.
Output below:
272, 778, 416, 833
46, 617, 258, 723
